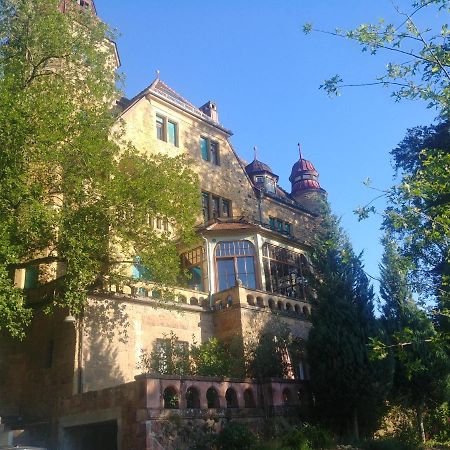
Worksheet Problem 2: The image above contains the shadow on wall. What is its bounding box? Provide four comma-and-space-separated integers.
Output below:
84, 297, 130, 344
83, 325, 125, 392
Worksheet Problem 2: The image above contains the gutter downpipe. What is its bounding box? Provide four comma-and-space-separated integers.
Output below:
201, 234, 214, 307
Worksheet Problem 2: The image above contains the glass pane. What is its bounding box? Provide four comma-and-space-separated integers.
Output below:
24, 266, 39, 289
156, 116, 164, 141
212, 196, 220, 218
217, 258, 235, 291
269, 217, 275, 229
167, 121, 177, 145
222, 200, 230, 218
237, 256, 256, 289
200, 138, 209, 161
210, 141, 219, 165
202, 192, 210, 222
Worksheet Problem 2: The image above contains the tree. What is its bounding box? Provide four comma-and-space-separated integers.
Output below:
378, 236, 450, 443
307, 212, 389, 438
190, 337, 233, 377
304, 0, 450, 314
0, 0, 199, 338
304, 0, 450, 116
245, 317, 296, 379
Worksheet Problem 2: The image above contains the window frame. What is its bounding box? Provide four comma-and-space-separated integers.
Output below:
200, 136, 220, 165
155, 113, 179, 147
201, 191, 232, 222
215, 240, 257, 292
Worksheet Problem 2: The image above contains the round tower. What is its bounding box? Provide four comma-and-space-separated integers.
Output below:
289, 144, 327, 214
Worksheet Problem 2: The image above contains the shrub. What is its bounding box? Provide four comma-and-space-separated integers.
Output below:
281, 424, 333, 450
360, 436, 424, 450
216, 422, 259, 450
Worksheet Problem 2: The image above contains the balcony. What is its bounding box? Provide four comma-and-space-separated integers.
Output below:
211, 285, 312, 320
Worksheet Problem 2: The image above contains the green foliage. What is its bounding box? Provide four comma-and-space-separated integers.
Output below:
245, 317, 297, 379
307, 211, 389, 437
424, 402, 450, 444
216, 422, 259, 450
305, 1, 450, 115
281, 425, 334, 450
360, 437, 423, 450
0, 0, 199, 337
190, 337, 232, 377
138, 331, 192, 376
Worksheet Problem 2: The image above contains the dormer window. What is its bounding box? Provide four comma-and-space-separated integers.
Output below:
265, 178, 276, 193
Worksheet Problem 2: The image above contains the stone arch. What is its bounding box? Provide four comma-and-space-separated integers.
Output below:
189, 297, 199, 306
277, 300, 283, 311
256, 296, 264, 307
163, 386, 179, 409
282, 388, 293, 406
225, 388, 238, 408
243, 388, 256, 408
185, 386, 200, 409
178, 295, 187, 303
268, 298, 274, 309
152, 289, 161, 299
226, 295, 233, 307
286, 302, 292, 312
206, 387, 220, 409
302, 306, 309, 316
294, 304, 300, 314
200, 297, 209, 307
247, 295, 255, 306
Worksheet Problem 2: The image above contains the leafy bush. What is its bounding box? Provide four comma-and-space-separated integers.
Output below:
216, 422, 259, 450
425, 402, 450, 444
281, 424, 333, 450
360, 436, 424, 450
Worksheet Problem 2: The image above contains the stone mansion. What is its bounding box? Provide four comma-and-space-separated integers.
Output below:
0, 1, 328, 449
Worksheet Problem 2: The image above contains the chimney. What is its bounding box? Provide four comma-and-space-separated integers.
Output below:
199, 101, 219, 123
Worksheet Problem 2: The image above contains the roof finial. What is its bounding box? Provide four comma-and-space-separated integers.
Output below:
253, 146, 258, 160
156, 69, 160, 80
298, 142, 303, 161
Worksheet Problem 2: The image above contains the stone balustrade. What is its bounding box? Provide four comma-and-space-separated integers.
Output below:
212, 286, 312, 319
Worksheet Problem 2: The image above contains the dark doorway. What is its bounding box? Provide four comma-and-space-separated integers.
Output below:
63, 420, 117, 450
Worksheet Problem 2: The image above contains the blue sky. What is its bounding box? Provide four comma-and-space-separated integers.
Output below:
96, 0, 441, 302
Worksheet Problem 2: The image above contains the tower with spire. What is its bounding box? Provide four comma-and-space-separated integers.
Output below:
289, 144, 327, 213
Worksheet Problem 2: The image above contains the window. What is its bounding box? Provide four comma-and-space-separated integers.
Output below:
265, 178, 276, 193
24, 265, 39, 289
156, 114, 178, 147
200, 137, 208, 161
222, 200, 231, 218
262, 244, 309, 300
167, 120, 177, 146
200, 137, 219, 165
132, 256, 152, 281
215, 240, 256, 291
269, 216, 292, 235
156, 115, 165, 141
180, 246, 205, 291
201, 191, 232, 222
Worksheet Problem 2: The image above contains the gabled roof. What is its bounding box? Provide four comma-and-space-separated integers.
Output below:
120, 78, 232, 135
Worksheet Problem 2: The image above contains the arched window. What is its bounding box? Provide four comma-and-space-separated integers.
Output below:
268, 298, 274, 309
189, 297, 198, 306
256, 297, 264, 307
163, 387, 179, 409
262, 244, 309, 300
215, 241, 256, 291
186, 387, 200, 409
206, 387, 220, 408
247, 295, 255, 305
243, 389, 256, 408
225, 388, 238, 408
